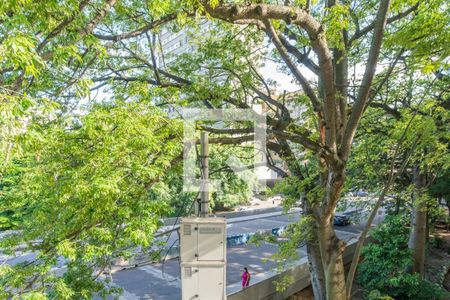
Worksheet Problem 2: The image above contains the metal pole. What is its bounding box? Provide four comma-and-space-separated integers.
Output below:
200, 131, 209, 217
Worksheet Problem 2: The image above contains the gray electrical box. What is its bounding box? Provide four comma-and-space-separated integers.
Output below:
180, 217, 227, 300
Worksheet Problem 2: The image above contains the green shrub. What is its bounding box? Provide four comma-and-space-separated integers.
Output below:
357, 215, 450, 300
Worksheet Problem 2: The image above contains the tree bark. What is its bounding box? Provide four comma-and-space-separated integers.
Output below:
317, 159, 347, 300
317, 222, 346, 300
307, 234, 326, 300
408, 166, 427, 278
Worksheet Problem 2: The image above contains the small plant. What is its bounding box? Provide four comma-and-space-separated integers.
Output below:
430, 236, 444, 249
273, 275, 294, 292
367, 290, 393, 300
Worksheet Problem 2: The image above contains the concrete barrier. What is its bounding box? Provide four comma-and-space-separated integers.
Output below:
164, 207, 283, 226
227, 237, 370, 300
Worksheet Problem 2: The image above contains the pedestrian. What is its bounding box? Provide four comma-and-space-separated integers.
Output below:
241, 267, 250, 288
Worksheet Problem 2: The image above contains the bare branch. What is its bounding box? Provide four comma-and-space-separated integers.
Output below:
200, 126, 322, 153
366, 49, 404, 104
252, 88, 291, 127
116, 43, 191, 86
92, 74, 181, 88
146, 32, 161, 84
369, 102, 401, 119
206, 135, 256, 145
93, 14, 179, 41
199, 126, 254, 135
278, 31, 320, 75
270, 129, 322, 152
349, 2, 419, 44
263, 20, 321, 112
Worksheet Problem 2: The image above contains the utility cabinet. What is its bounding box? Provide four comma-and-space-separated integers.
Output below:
180, 217, 227, 300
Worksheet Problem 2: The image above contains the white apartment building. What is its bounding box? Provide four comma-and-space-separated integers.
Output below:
158, 27, 194, 66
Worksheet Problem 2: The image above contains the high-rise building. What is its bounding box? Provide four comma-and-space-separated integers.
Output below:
158, 27, 193, 66
158, 20, 211, 66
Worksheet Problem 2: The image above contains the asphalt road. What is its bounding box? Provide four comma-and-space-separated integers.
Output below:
102, 212, 368, 300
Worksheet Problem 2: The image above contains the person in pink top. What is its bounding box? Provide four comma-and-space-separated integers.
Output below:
241, 267, 250, 288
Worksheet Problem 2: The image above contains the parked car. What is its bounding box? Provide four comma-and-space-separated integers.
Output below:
355, 190, 368, 197
333, 214, 350, 226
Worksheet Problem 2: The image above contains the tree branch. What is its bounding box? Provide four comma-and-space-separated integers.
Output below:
40, 0, 118, 61
199, 126, 255, 135
349, 2, 419, 44
345, 105, 422, 298
92, 74, 181, 88
203, 3, 336, 150
263, 20, 321, 113
369, 102, 401, 120
93, 13, 179, 41
278, 31, 320, 75
204, 135, 256, 145
341, 0, 391, 160
36, 0, 90, 53
199, 126, 322, 153
80, 0, 118, 36
270, 129, 323, 153
365, 49, 404, 106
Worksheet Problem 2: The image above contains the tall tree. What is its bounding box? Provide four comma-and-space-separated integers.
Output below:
92, 1, 396, 298
346, 63, 449, 285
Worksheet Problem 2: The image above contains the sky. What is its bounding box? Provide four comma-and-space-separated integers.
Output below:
259, 58, 316, 93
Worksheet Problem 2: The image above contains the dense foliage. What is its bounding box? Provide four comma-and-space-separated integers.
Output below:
0, 101, 184, 298
1, 0, 449, 298
357, 216, 450, 300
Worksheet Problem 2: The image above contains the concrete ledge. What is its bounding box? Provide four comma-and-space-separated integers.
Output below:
164, 207, 284, 226
227, 237, 371, 300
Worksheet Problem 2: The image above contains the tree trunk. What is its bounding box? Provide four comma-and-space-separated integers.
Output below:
316, 163, 347, 300
307, 229, 326, 300
317, 222, 346, 300
426, 207, 430, 243
408, 166, 427, 278
307, 242, 326, 300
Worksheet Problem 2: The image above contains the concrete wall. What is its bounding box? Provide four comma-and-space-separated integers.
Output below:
164, 207, 283, 226
227, 238, 370, 300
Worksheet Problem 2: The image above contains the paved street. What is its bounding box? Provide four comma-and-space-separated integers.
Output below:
103, 212, 367, 300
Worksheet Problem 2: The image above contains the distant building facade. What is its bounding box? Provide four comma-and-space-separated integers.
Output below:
158, 27, 194, 66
